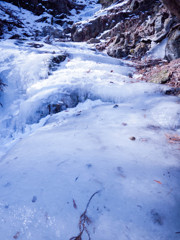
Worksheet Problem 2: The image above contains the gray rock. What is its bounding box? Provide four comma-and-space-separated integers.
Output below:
150, 69, 170, 84
165, 26, 180, 61
155, 15, 163, 33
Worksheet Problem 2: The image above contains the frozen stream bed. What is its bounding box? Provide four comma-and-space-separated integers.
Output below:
0, 39, 180, 240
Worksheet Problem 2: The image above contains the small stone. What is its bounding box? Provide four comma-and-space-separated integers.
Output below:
128, 73, 133, 78
113, 104, 119, 108
129, 136, 136, 141
13, 232, 20, 239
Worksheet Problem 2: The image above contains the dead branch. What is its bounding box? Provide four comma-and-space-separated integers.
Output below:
70, 190, 101, 240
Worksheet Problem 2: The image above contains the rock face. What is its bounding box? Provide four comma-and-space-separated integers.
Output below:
71, 11, 130, 42
72, 0, 178, 59
3, 0, 84, 16
162, 0, 180, 20
165, 25, 180, 61
98, 0, 118, 8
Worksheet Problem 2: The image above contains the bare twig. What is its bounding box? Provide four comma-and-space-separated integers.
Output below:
70, 190, 101, 240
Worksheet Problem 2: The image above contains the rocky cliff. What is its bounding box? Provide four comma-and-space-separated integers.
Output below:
72, 0, 180, 61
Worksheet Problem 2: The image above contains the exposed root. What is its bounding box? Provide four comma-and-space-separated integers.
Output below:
70, 190, 100, 240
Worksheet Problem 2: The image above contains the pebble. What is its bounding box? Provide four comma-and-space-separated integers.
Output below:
129, 136, 136, 141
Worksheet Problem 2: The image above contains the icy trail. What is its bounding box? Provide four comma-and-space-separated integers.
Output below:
0, 39, 180, 240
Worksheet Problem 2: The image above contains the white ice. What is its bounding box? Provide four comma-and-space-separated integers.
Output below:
0, 1, 180, 240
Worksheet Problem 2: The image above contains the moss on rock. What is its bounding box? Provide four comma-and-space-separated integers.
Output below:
150, 69, 170, 84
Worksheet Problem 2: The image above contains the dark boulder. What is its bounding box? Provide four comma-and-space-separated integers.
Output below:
49, 54, 67, 72
165, 25, 180, 61
162, 0, 180, 20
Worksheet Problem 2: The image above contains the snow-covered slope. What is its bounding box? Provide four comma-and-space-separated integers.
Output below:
0, 1, 180, 239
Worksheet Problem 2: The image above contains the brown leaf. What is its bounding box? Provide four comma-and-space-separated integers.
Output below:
165, 133, 180, 144
154, 180, 162, 184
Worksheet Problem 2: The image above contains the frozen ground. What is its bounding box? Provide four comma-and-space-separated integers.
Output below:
0, 1, 180, 240
0, 39, 180, 240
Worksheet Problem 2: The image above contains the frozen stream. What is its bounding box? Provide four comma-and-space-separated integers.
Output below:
0, 39, 180, 240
